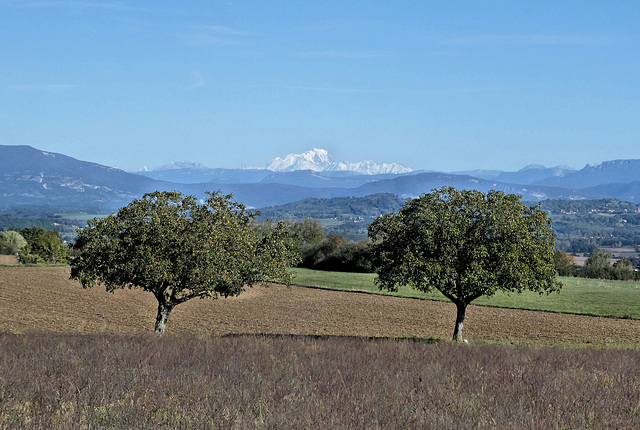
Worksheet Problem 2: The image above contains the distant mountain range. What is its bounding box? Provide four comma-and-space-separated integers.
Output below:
138, 148, 413, 183
456, 164, 576, 185
264, 148, 413, 175
3, 144, 640, 213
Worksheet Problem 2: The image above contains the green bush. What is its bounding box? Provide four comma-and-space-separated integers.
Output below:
554, 250, 576, 276
575, 248, 639, 280
0, 230, 27, 255
300, 234, 373, 273
16, 227, 69, 264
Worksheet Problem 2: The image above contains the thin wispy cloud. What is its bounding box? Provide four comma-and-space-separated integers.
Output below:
286, 82, 519, 96
286, 85, 376, 94
178, 24, 257, 47
11, 83, 77, 93
0, 0, 137, 11
185, 71, 205, 90
445, 33, 611, 46
202, 25, 257, 37
296, 50, 383, 59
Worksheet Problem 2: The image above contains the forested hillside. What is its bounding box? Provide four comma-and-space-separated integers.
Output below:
258, 193, 405, 240
3, 184, 640, 252
259, 193, 404, 221
535, 199, 640, 252
260, 195, 640, 250
0, 214, 84, 242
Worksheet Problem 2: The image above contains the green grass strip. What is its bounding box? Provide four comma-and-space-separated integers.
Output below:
292, 268, 640, 320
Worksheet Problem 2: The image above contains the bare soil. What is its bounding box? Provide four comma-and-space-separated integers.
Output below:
0, 255, 18, 265
1, 266, 639, 346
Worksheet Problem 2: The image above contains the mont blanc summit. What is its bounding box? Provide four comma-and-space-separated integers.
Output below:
266, 148, 336, 172
265, 148, 413, 175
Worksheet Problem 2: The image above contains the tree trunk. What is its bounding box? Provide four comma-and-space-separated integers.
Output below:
155, 301, 174, 334
453, 302, 467, 342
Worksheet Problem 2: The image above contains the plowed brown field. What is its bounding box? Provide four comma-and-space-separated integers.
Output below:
0, 255, 18, 265
1, 266, 639, 346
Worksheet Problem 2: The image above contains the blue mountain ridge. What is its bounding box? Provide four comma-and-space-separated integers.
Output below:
0, 145, 636, 212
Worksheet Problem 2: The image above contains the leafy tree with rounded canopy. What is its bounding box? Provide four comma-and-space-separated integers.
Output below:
0, 230, 27, 256
554, 250, 577, 276
32, 229, 69, 264
15, 227, 69, 264
71, 191, 300, 334
368, 187, 562, 342
582, 248, 613, 279
612, 258, 635, 280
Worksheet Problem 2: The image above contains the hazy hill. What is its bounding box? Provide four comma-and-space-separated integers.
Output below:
0, 145, 164, 211
200, 182, 344, 209
494, 165, 575, 185
258, 170, 416, 189
258, 193, 405, 220
457, 164, 575, 185
350, 172, 600, 201
535, 160, 640, 188
585, 181, 640, 204
138, 166, 273, 184
3, 145, 640, 215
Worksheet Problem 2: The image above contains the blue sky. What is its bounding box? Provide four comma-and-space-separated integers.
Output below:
2, 1, 639, 172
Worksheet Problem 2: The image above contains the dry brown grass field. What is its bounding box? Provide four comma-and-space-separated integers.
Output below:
2, 266, 640, 429
1, 266, 639, 346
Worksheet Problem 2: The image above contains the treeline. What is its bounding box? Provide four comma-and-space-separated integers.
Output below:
256, 218, 373, 273
0, 227, 69, 264
259, 193, 406, 242
519, 199, 640, 252
260, 219, 631, 281
6, 195, 640, 252
3, 216, 635, 281
0, 214, 84, 242
555, 249, 639, 281
536, 198, 640, 214
262, 195, 640, 252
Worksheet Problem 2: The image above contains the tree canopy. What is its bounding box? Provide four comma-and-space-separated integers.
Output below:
582, 248, 613, 279
70, 191, 300, 334
554, 250, 577, 277
10, 227, 69, 264
368, 187, 562, 342
0, 230, 27, 256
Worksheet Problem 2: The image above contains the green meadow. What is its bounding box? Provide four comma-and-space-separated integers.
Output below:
292, 268, 640, 320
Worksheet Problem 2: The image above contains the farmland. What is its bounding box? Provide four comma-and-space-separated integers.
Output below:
1, 266, 639, 428
0, 266, 639, 345
292, 268, 640, 320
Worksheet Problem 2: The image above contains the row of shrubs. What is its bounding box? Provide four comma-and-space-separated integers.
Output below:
298, 234, 373, 273
555, 248, 638, 280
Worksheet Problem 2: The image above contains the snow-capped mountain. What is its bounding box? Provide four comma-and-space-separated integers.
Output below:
266, 148, 337, 172
7, 144, 640, 211
266, 148, 413, 175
